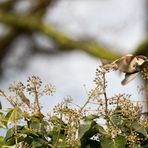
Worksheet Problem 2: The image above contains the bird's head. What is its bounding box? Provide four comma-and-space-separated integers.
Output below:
135, 55, 148, 66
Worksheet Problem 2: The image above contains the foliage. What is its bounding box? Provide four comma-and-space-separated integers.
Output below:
0, 67, 148, 148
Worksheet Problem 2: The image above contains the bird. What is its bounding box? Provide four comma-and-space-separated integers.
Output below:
103, 54, 148, 85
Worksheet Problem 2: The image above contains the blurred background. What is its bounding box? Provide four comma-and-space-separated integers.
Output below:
0, 0, 148, 113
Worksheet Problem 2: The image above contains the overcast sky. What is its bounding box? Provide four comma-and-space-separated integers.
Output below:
0, 0, 147, 115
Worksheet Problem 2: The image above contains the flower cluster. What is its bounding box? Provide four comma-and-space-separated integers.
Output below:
9, 82, 25, 93
94, 66, 108, 90
27, 76, 42, 96
107, 126, 121, 138
127, 132, 139, 145
53, 100, 81, 125
26, 76, 56, 97
44, 84, 56, 96
52, 99, 81, 147
116, 94, 142, 120
139, 115, 148, 128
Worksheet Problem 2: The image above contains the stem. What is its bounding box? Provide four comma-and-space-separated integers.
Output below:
48, 144, 55, 148
14, 122, 19, 148
34, 85, 41, 113
80, 87, 98, 113
102, 73, 110, 127
54, 125, 61, 147
102, 73, 116, 128
2, 91, 16, 107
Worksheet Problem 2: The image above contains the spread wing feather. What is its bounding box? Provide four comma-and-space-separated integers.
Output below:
121, 73, 138, 85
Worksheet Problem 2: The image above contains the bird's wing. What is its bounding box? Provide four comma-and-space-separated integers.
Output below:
113, 54, 134, 72
121, 73, 138, 85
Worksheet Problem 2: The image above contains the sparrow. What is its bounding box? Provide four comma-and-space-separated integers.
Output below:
103, 54, 148, 85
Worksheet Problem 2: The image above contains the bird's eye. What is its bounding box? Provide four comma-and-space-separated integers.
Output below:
133, 65, 137, 69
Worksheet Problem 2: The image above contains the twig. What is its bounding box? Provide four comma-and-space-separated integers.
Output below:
102, 73, 110, 127
102, 73, 116, 128
1, 91, 16, 107
80, 86, 98, 113
34, 86, 41, 113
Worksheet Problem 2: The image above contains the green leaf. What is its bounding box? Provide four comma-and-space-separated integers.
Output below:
5, 126, 23, 141
0, 112, 7, 128
51, 125, 66, 146
83, 139, 101, 148
5, 107, 23, 124
101, 135, 127, 148
142, 142, 148, 148
5, 137, 15, 146
29, 116, 48, 137
111, 114, 123, 128
30, 117, 42, 130
22, 130, 49, 147
79, 120, 92, 139
31, 140, 43, 147
79, 121, 106, 148
132, 121, 148, 138
5, 126, 24, 146
21, 126, 39, 138
83, 114, 99, 121
79, 121, 106, 139
0, 136, 5, 145
50, 116, 67, 146
29, 138, 49, 148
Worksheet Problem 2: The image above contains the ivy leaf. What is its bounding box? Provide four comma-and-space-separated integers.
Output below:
30, 138, 49, 148
83, 114, 99, 121
21, 126, 39, 138
142, 142, 148, 148
132, 121, 148, 138
0, 136, 5, 145
51, 125, 66, 146
0, 112, 7, 128
30, 116, 42, 130
79, 121, 106, 148
5, 126, 24, 146
101, 135, 127, 148
5, 107, 23, 125
83, 139, 101, 148
78, 120, 92, 139
79, 120, 106, 139
111, 114, 123, 128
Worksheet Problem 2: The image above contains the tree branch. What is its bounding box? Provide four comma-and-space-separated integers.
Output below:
0, 10, 120, 60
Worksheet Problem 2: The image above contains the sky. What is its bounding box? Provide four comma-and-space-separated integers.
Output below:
0, 0, 147, 131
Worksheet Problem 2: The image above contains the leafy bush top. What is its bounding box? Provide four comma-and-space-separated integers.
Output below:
0, 66, 148, 148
